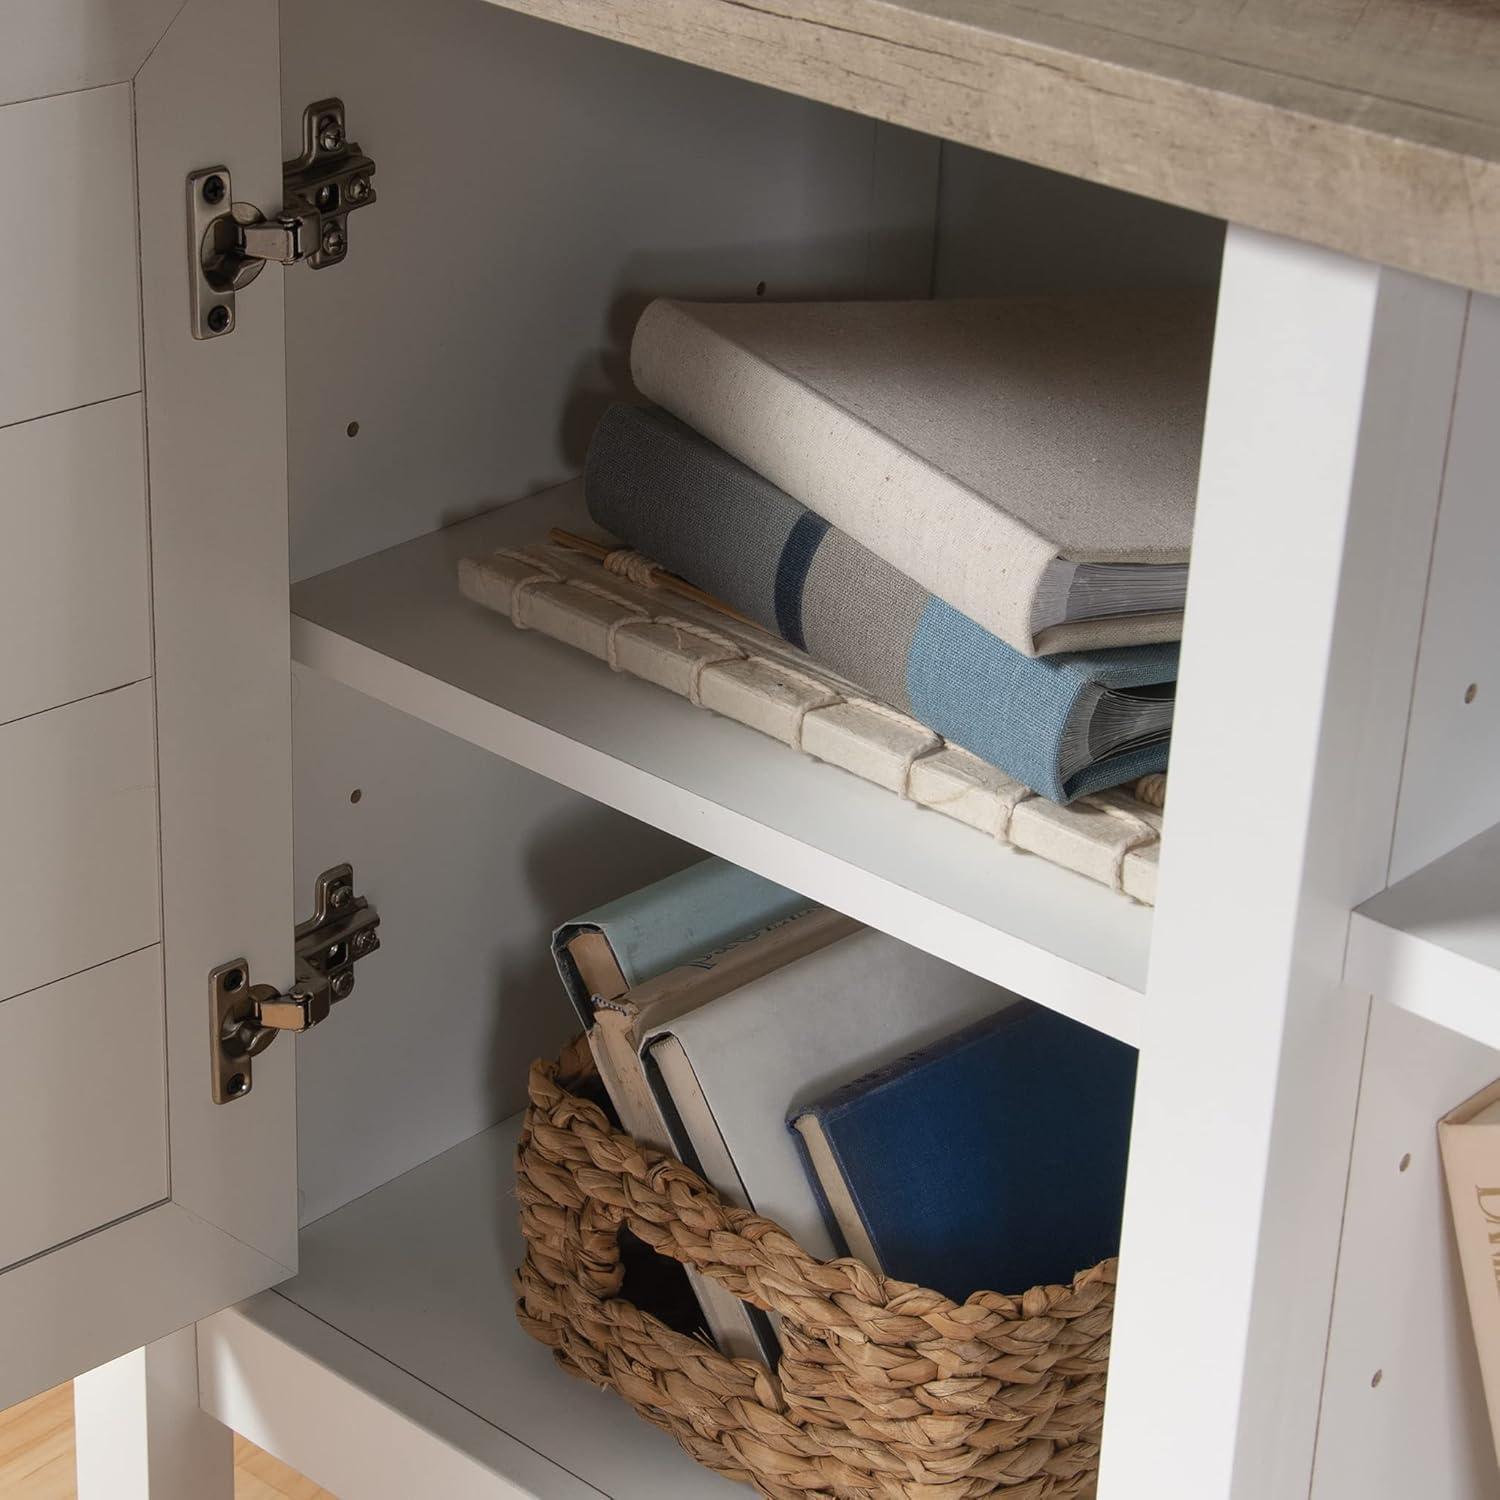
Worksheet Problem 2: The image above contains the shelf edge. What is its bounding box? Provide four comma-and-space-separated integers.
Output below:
291, 611, 1146, 1045
1347, 909, 1500, 1054
198, 1293, 600, 1500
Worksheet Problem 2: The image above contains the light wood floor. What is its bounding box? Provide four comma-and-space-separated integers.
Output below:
0, 1383, 336, 1499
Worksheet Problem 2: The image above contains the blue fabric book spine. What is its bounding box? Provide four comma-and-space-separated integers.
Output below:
585, 403, 1176, 803
551, 856, 810, 1028
789, 1004, 1136, 1300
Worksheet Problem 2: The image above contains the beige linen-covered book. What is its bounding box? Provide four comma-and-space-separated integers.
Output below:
630, 293, 1214, 657
1440, 1078, 1500, 1464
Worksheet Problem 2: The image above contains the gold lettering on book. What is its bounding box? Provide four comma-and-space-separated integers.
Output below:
1478, 1188, 1500, 1295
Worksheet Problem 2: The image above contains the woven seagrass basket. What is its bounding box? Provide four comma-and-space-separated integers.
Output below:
513, 1038, 1116, 1499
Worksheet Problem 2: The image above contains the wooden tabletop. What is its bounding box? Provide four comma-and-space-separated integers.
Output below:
488, 0, 1500, 295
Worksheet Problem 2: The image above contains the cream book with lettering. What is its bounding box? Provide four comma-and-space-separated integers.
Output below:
1439, 1077, 1500, 1463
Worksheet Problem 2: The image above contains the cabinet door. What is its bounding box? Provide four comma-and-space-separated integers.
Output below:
0, 0, 293, 1407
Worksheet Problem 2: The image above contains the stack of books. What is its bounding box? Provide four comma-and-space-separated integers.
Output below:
554, 858, 1137, 1365
585, 290, 1211, 804
462, 291, 1213, 895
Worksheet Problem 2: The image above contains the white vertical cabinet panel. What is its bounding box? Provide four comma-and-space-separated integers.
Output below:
0, 396, 151, 725
0, 85, 141, 427
1311, 1003, 1500, 1499
0, 947, 168, 1270
1100, 231, 1467, 1500
0, 0, 181, 107
134, 0, 296, 1269
0, 682, 161, 1002
1390, 292, 1500, 882
279, 0, 938, 579
0, 0, 295, 1405
75, 1328, 235, 1500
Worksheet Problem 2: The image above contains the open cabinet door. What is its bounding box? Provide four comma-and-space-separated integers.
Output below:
0, 0, 294, 1407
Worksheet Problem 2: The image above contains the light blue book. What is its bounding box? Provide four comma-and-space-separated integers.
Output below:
551, 856, 811, 1365
551, 856, 811, 1030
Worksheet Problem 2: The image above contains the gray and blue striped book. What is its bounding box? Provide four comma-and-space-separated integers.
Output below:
585, 404, 1176, 803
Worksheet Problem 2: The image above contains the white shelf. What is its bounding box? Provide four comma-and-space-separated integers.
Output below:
290, 484, 1150, 1045
1348, 822, 1500, 1052
198, 1114, 736, 1498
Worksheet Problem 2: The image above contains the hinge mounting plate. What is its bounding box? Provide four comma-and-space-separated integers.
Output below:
210, 862, 381, 1104
188, 98, 377, 339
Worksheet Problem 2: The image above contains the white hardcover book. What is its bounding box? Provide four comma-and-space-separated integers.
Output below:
639, 928, 1017, 1261
630, 293, 1213, 656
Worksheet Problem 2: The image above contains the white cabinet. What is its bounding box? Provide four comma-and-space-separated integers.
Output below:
0, 0, 293, 1411
3, 3, 1499, 1498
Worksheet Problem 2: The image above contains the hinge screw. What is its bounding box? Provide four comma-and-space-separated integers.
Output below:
352, 929, 380, 959
330, 970, 356, 1001
346, 175, 371, 204
201, 174, 227, 206
206, 304, 232, 335
329, 882, 353, 911
321, 224, 346, 258
317, 115, 345, 153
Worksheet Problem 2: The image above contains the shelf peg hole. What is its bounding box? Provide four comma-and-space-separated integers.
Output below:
1371, 1369, 1384, 1388
755, 281, 766, 297
349, 787, 363, 804
346, 420, 360, 438
1465, 682, 1478, 704
1399, 1152, 1411, 1173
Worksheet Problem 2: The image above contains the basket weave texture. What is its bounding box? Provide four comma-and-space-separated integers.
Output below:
514, 1041, 1116, 1499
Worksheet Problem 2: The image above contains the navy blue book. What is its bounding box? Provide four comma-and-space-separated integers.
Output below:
788, 1002, 1136, 1300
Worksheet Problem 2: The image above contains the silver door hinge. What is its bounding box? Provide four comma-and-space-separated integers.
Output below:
210, 863, 381, 1103
189, 98, 376, 339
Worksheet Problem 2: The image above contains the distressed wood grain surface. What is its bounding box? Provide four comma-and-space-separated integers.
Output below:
484, 0, 1500, 293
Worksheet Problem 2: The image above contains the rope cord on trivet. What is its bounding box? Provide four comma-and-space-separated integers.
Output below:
496, 547, 1164, 878
991, 783, 1039, 843
821, 693, 947, 799
509, 550, 1020, 836
1133, 772, 1167, 809
601, 547, 663, 589
524, 547, 907, 731
492, 547, 565, 630
1091, 799, 1160, 891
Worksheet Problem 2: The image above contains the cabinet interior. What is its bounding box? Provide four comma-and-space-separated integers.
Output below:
272, 0, 1224, 1488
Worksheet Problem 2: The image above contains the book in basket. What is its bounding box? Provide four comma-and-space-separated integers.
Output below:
585, 901, 857, 1365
